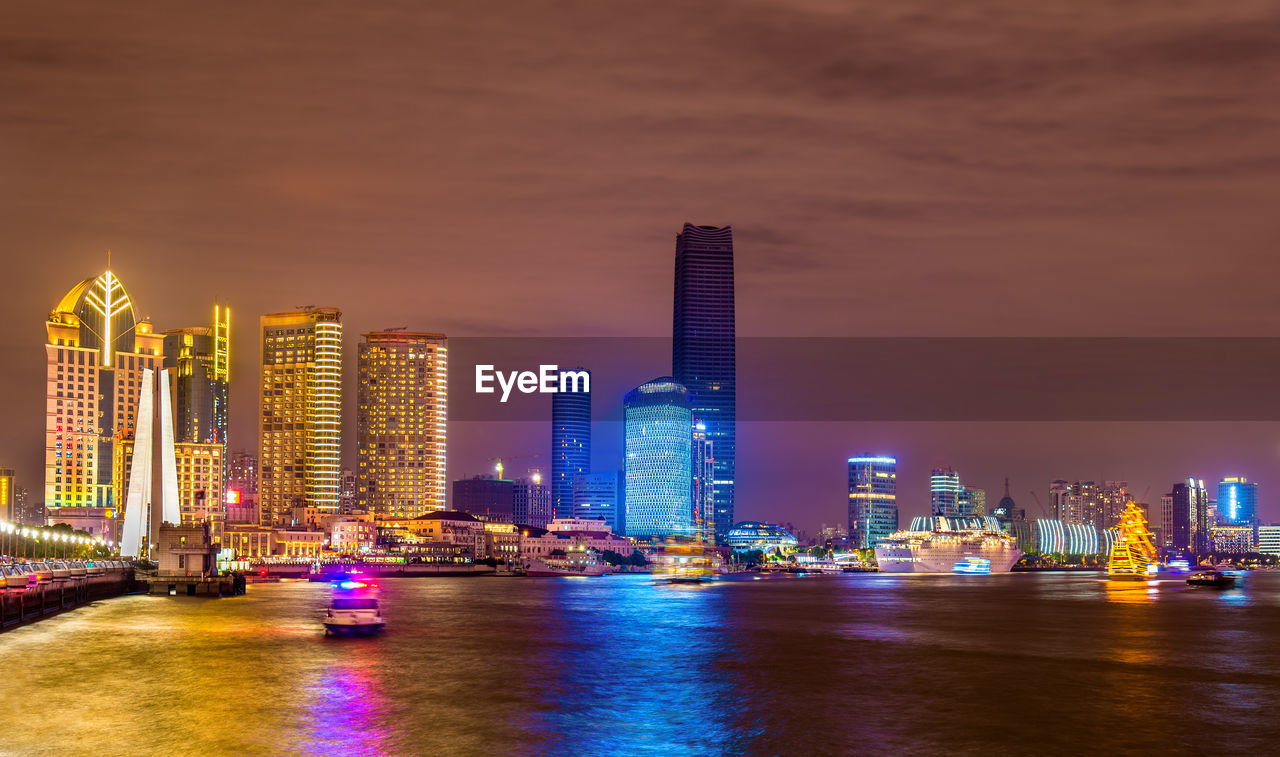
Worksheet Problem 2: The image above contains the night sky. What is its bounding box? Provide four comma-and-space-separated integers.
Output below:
4, 1, 1280, 530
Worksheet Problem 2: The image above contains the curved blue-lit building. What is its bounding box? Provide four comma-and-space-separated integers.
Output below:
624, 377, 693, 540
724, 521, 798, 553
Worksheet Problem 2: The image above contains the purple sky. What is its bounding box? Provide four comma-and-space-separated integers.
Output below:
4, 2, 1280, 530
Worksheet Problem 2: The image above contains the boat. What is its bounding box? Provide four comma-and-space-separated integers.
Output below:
649, 537, 717, 584
322, 579, 385, 636
1186, 570, 1236, 588
874, 518, 1021, 574
952, 557, 992, 574
523, 554, 609, 577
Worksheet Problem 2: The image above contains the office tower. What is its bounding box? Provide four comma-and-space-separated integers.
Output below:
551, 367, 590, 519
1073, 481, 1101, 529
572, 471, 625, 534
624, 377, 693, 540
1166, 478, 1209, 553
1216, 477, 1258, 525
930, 467, 962, 517
162, 305, 230, 453
960, 487, 986, 516
227, 450, 258, 495
356, 330, 448, 519
1259, 525, 1280, 556
45, 268, 164, 513
115, 437, 224, 526
0, 468, 13, 522
848, 456, 898, 548
513, 473, 553, 528
258, 307, 342, 523
692, 421, 715, 541
672, 223, 735, 542
119, 368, 181, 557
452, 475, 514, 521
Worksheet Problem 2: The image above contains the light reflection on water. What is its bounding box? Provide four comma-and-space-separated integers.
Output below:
0, 571, 1278, 755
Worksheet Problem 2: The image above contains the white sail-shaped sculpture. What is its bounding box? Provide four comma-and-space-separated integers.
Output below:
120, 369, 155, 557
157, 369, 181, 526
119, 368, 182, 558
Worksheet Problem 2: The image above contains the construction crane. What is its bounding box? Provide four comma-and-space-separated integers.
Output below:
1028, 490, 1051, 519
488, 454, 543, 479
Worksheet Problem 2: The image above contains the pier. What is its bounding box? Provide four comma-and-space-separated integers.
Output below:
0, 565, 136, 632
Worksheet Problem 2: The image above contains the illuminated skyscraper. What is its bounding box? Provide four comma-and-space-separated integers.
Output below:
1216, 477, 1258, 526
672, 223, 735, 542
356, 330, 448, 519
624, 377, 693, 540
115, 437, 224, 526
1166, 478, 1210, 553
848, 456, 898, 548
551, 367, 590, 520
227, 449, 258, 495
258, 307, 343, 523
692, 421, 715, 542
572, 471, 625, 534
163, 304, 230, 449
45, 267, 164, 516
0, 468, 13, 522
930, 467, 962, 517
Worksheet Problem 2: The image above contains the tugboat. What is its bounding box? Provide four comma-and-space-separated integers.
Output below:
322, 578, 385, 636
1186, 570, 1236, 588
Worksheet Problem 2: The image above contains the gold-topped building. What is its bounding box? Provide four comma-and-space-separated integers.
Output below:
45, 268, 164, 516
356, 330, 448, 518
258, 307, 343, 523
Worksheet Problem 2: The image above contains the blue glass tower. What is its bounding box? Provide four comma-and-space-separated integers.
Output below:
550, 368, 591, 519
624, 378, 693, 540
848, 456, 898, 548
673, 223, 735, 542
1216, 477, 1258, 525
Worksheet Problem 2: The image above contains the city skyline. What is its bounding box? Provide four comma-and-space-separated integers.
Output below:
5, 2, 1280, 532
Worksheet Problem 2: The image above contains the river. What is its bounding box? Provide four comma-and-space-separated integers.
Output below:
2, 571, 1278, 756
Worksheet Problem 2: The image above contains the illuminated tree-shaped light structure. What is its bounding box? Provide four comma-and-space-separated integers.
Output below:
1107, 501, 1158, 579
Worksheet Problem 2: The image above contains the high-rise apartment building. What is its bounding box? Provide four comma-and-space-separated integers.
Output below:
624, 377, 693, 540
356, 330, 448, 519
551, 368, 590, 520
513, 474, 553, 528
672, 223, 735, 542
45, 269, 165, 515
930, 467, 962, 517
1216, 477, 1258, 526
258, 307, 343, 523
848, 456, 898, 548
572, 471, 625, 535
227, 450, 258, 495
115, 436, 224, 526
162, 304, 230, 450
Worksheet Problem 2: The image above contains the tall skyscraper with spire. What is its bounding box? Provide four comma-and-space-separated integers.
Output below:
258, 307, 343, 523
551, 367, 590, 519
44, 265, 164, 520
672, 223, 736, 540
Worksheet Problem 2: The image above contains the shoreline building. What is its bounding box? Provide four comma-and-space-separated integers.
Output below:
1165, 478, 1210, 554
513, 473, 553, 528
45, 268, 165, 518
1216, 477, 1258, 527
624, 378, 694, 540
572, 471, 625, 535
550, 367, 590, 520
673, 223, 736, 542
162, 304, 230, 453
356, 330, 448, 519
930, 467, 962, 517
258, 307, 343, 524
848, 456, 898, 548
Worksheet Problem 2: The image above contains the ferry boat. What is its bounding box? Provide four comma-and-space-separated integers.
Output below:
650, 537, 717, 584
1186, 570, 1236, 588
523, 556, 610, 577
875, 519, 1021, 574
322, 579, 385, 636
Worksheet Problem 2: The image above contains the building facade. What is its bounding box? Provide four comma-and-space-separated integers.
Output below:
672, 223, 736, 542
356, 330, 448, 518
692, 421, 715, 541
624, 378, 693, 540
1166, 478, 1210, 554
258, 307, 343, 523
1258, 525, 1280, 556
930, 467, 962, 517
452, 476, 514, 521
162, 304, 230, 453
513, 474, 553, 528
550, 367, 590, 519
848, 456, 898, 548
572, 471, 625, 535
1216, 477, 1258, 526
0, 468, 13, 522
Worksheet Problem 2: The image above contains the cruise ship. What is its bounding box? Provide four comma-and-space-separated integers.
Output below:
874, 517, 1022, 574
